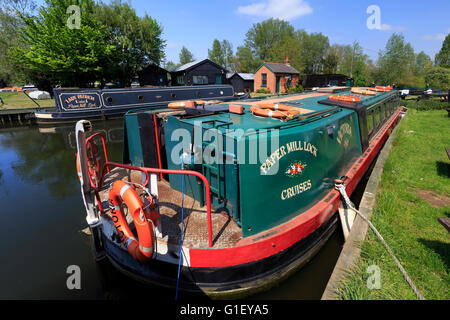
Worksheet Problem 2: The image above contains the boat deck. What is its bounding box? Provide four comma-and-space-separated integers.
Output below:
98, 167, 243, 249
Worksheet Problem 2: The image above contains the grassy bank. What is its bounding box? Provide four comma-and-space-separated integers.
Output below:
0, 92, 55, 109
336, 109, 450, 300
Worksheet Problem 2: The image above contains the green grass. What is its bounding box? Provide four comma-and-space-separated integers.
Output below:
336, 109, 450, 300
0, 92, 55, 109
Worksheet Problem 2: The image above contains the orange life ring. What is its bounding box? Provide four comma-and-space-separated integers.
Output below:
369, 86, 392, 92
328, 94, 361, 103
250, 103, 302, 120
351, 88, 376, 96
168, 100, 206, 109
109, 180, 159, 263
375, 85, 392, 91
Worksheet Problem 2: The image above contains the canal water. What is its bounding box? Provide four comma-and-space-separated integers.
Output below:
0, 120, 371, 300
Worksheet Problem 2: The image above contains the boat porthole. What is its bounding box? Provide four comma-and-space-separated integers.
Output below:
171, 93, 176, 98
196, 92, 201, 97
220, 91, 224, 95
138, 95, 144, 101
106, 96, 113, 104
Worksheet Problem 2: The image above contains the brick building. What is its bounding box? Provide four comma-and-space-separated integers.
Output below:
254, 57, 300, 94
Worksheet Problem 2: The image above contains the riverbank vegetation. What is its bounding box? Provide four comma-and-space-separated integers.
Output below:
336, 108, 450, 300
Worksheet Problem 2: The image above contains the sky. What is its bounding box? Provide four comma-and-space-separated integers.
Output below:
37, 0, 450, 64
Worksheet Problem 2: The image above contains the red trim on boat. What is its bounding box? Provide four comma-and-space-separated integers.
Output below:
188, 107, 403, 268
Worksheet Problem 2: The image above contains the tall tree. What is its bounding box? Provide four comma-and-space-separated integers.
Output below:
221, 40, 234, 71
299, 31, 330, 74
12, 0, 117, 91
0, 0, 36, 85
435, 34, 449, 68
208, 39, 224, 67
266, 36, 304, 73
94, 0, 165, 86
179, 46, 195, 65
376, 33, 415, 85
208, 39, 234, 71
244, 18, 294, 61
235, 45, 261, 73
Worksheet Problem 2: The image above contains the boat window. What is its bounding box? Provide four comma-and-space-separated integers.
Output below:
138, 95, 144, 101
171, 93, 176, 98
106, 96, 113, 104
366, 109, 374, 135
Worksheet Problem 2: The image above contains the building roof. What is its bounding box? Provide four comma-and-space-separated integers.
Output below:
173, 59, 228, 73
174, 60, 202, 72
226, 72, 254, 80
255, 62, 299, 75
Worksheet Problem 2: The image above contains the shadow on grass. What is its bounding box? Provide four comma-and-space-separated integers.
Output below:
436, 161, 450, 178
418, 238, 450, 271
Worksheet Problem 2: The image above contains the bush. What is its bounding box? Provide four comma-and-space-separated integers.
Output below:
424, 67, 450, 89
403, 98, 449, 111
256, 88, 271, 94
288, 85, 304, 93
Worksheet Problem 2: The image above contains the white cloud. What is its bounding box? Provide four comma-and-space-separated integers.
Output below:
237, 0, 313, 21
378, 24, 407, 32
421, 32, 447, 41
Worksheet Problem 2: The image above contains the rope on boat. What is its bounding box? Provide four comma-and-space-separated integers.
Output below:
175, 171, 185, 300
335, 183, 425, 300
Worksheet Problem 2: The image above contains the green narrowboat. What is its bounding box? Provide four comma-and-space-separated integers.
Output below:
75, 87, 403, 298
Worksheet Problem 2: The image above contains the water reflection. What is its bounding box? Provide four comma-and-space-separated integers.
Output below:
0, 120, 123, 199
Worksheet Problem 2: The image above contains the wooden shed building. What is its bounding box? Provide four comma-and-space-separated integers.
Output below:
301, 74, 353, 89
226, 72, 254, 93
170, 59, 228, 86
137, 64, 170, 87
253, 57, 299, 94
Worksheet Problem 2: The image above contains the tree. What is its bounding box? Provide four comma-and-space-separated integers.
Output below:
267, 36, 305, 73
94, 0, 165, 86
179, 46, 195, 65
414, 51, 433, 76
435, 34, 449, 68
221, 40, 234, 71
0, 0, 36, 85
208, 39, 224, 67
244, 18, 294, 61
208, 39, 234, 71
12, 0, 117, 91
164, 61, 177, 72
375, 33, 415, 85
299, 31, 330, 74
235, 45, 261, 73
424, 67, 450, 89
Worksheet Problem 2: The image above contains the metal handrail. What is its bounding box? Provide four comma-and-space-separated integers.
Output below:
97, 161, 214, 248
86, 132, 110, 174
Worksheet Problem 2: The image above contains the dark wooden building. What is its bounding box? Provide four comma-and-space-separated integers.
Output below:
301, 74, 353, 89
137, 64, 170, 87
226, 72, 254, 93
170, 59, 228, 86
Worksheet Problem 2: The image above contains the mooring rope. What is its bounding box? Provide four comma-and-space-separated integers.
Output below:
335, 183, 425, 300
